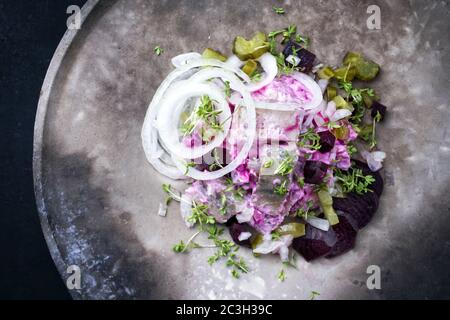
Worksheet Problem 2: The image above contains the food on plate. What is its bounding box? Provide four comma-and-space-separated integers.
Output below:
142, 25, 387, 278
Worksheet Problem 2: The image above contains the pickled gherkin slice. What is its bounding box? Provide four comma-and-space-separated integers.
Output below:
233, 32, 270, 60
277, 223, 306, 238
202, 48, 227, 62
343, 51, 380, 81
318, 66, 335, 80
326, 86, 337, 101
242, 60, 258, 76
334, 65, 357, 82
318, 189, 339, 226
332, 126, 350, 140
333, 95, 353, 111
343, 51, 361, 66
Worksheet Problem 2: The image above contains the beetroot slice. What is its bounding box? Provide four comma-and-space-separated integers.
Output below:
303, 161, 328, 184
325, 214, 358, 259
292, 224, 337, 262
318, 131, 336, 153
282, 41, 316, 73
333, 191, 379, 230
371, 101, 387, 121
227, 217, 255, 248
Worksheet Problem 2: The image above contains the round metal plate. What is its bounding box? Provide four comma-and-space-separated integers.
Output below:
34, 0, 450, 299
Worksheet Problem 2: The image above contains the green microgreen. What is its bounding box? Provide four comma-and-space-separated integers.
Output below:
297, 128, 322, 150
153, 46, 164, 56
335, 167, 376, 194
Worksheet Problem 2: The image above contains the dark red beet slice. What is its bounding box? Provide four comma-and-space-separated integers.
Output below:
353, 160, 384, 197
292, 224, 337, 262
356, 191, 379, 223
333, 192, 378, 229
325, 214, 358, 258
371, 101, 387, 121
282, 40, 301, 58
282, 41, 316, 73
303, 161, 328, 184
227, 217, 255, 248
318, 131, 336, 153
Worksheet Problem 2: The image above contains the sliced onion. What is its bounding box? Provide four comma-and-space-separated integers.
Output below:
306, 216, 330, 231
158, 202, 168, 217
246, 53, 278, 92
290, 72, 324, 110
361, 150, 386, 172
317, 79, 329, 94
180, 58, 250, 82
142, 58, 249, 179
225, 54, 244, 69
164, 67, 256, 180
156, 81, 232, 160
286, 55, 301, 66
238, 232, 252, 241
171, 52, 202, 68
172, 97, 256, 181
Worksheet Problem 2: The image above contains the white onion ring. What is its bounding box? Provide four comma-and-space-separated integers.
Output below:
306, 216, 330, 231
225, 54, 244, 69
142, 58, 250, 179
156, 81, 232, 160
246, 53, 278, 92
169, 70, 256, 180
171, 52, 202, 68
290, 72, 324, 110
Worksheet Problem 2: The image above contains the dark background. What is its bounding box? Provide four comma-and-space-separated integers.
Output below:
0, 0, 86, 300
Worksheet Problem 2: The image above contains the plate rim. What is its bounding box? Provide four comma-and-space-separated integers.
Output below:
32, 0, 100, 299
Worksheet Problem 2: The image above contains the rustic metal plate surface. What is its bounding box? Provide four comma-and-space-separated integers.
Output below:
34, 0, 450, 299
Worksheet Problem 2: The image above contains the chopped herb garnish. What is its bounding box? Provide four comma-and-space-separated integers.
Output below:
154, 46, 164, 56
310, 291, 321, 300
231, 269, 240, 278
276, 52, 299, 74
335, 168, 375, 194
206, 225, 249, 278
173, 240, 187, 253
268, 29, 284, 39
219, 193, 227, 216
181, 95, 223, 138
162, 183, 182, 204
339, 81, 375, 125
162, 184, 173, 205
298, 128, 321, 150
271, 230, 282, 240
226, 254, 249, 273
274, 153, 294, 176
234, 187, 246, 199
272, 6, 285, 14
296, 200, 315, 220
282, 25, 297, 44
274, 180, 289, 196
295, 34, 310, 48
347, 144, 358, 156
172, 231, 202, 253
278, 269, 286, 282
187, 202, 215, 226
250, 70, 263, 82
184, 161, 196, 175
